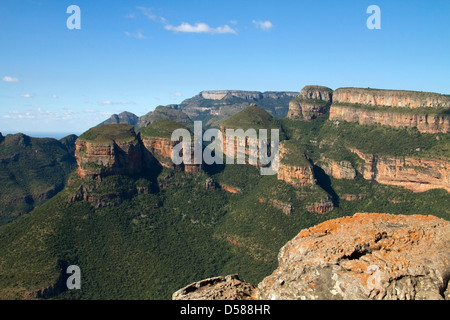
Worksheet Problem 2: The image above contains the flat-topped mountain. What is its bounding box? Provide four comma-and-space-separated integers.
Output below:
179, 90, 298, 127
329, 87, 450, 133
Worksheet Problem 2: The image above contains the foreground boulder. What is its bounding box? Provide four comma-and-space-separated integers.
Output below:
174, 213, 450, 300
172, 275, 256, 300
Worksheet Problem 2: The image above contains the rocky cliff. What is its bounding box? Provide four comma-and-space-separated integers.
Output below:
173, 213, 450, 300
329, 104, 450, 133
75, 124, 143, 180
75, 122, 201, 181
276, 141, 316, 188
288, 85, 333, 120
329, 88, 450, 133
350, 148, 450, 193
333, 88, 450, 109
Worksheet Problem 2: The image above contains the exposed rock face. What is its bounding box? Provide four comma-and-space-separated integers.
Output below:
174, 213, 450, 300
329, 104, 450, 133
300, 85, 333, 103
350, 148, 450, 193
141, 136, 178, 169
221, 185, 242, 194
333, 88, 450, 109
288, 85, 333, 121
257, 213, 450, 300
319, 158, 356, 180
306, 199, 334, 214
277, 143, 315, 188
277, 164, 315, 188
75, 138, 143, 180
329, 88, 450, 133
172, 274, 256, 300
75, 124, 201, 181
200, 90, 298, 101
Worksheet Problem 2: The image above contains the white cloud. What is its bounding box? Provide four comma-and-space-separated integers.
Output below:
3, 76, 19, 83
21, 93, 32, 98
124, 30, 147, 39
125, 13, 136, 19
98, 100, 136, 106
165, 22, 237, 34
51, 94, 58, 99
252, 20, 274, 31
136, 6, 157, 20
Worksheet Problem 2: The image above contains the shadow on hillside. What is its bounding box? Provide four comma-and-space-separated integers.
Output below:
312, 165, 340, 208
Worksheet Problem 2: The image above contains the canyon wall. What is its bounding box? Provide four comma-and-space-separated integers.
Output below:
329, 104, 450, 133
276, 142, 316, 188
75, 138, 143, 180
350, 148, 450, 193
329, 88, 450, 133
333, 88, 450, 109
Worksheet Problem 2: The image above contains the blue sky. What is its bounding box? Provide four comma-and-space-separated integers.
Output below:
1, 0, 449, 134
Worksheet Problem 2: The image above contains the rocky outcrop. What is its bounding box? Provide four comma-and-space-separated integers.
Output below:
172, 274, 256, 300
200, 90, 297, 101
277, 142, 316, 188
329, 88, 450, 133
75, 137, 143, 180
257, 213, 450, 300
288, 85, 333, 120
306, 199, 334, 214
141, 136, 179, 169
350, 148, 450, 193
175, 213, 450, 300
333, 88, 450, 109
319, 158, 356, 180
329, 104, 450, 133
75, 124, 201, 181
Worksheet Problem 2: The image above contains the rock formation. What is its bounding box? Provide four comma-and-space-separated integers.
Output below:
329, 104, 450, 134
75, 124, 143, 180
276, 141, 316, 188
329, 88, 450, 133
288, 85, 333, 120
318, 158, 356, 180
172, 274, 256, 300
333, 88, 450, 109
350, 148, 450, 193
173, 213, 450, 300
306, 199, 334, 214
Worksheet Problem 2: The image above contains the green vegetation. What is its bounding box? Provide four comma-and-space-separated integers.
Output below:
0, 133, 77, 222
333, 102, 450, 116
0, 97, 449, 300
221, 105, 281, 131
140, 120, 191, 139
78, 124, 137, 143
137, 106, 193, 130
279, 139, 311, 167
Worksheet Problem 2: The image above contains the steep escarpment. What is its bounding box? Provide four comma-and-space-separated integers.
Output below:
276, 140, 315, 188
288, 85, 333, 121
140, 120, 201, 173
350, 148, 450, 193
333, 88, 450, 108
174, 213, 450, 300
329, 88, 450, 133
75, 124, 144, 180
219, 104, 283, 168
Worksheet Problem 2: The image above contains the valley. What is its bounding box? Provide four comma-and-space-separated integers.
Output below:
0, 85, 449, 300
